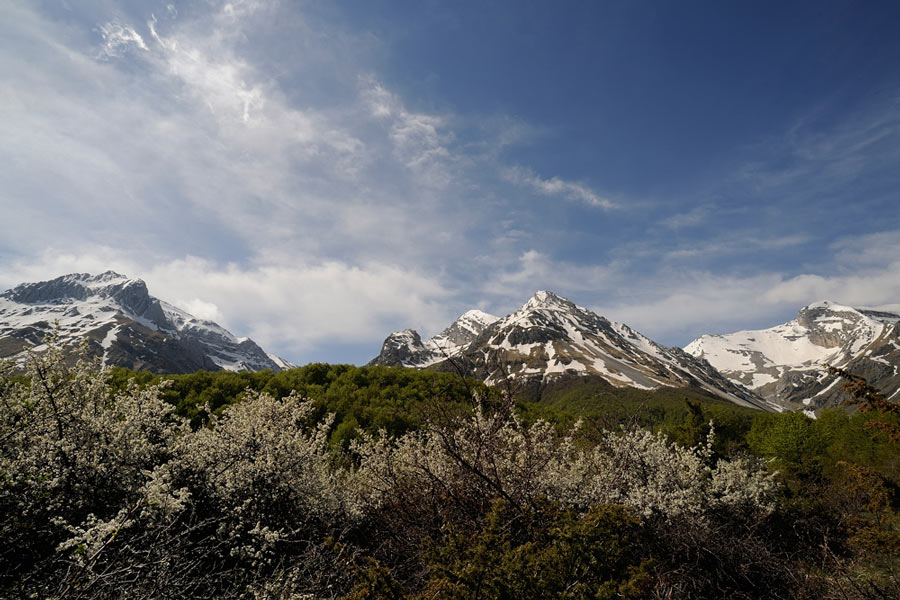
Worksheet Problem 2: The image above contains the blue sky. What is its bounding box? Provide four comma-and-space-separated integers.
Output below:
2, 0, 900, 365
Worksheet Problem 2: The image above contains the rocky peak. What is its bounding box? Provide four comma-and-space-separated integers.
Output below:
0, 272, 288, 374
433, 309, 499, 347
4, 272, 169, 328
105, 279, 164, 324
684, 299, 900, 410
795, 301, 885, 350
386, 328, 424, 347
368, 329, 430, 367
3, 271, 131, 303
370, 290, 768, 410
797, 300, 858, 327
521, 290, 576, 312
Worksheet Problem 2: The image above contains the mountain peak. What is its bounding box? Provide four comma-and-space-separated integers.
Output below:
369, 310, 499, 369
369, 290, 766, 410
685, 298, 900, 410
800, 299, 857, 313
81, 270, 131, 285
521, 290, 574, 311
2, 271, 141, 304
458, 309, 498, 324
0, 272, 286, 374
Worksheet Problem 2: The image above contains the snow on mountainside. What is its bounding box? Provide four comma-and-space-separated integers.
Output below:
685, 301, 900, 410
371, 291, 770, 410
0, 271, 291, 374
368, 309, 499, 368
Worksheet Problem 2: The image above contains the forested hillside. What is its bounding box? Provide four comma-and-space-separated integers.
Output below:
3, 343, 900, 598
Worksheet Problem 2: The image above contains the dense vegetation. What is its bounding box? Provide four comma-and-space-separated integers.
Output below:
2, 343, 900, 598
107, 363, 487, 448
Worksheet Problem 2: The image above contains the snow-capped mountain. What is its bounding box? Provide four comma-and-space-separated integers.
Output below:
685, 301, 900, 410
371, 291, 769, 409
0, 271, 292, 374
368, 309, 499, 368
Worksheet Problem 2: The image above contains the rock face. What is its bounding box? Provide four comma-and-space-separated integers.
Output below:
368, 309, 499, 368
684, 301, 900, 411
371, 291, 770, 410
0, 271, 291, 374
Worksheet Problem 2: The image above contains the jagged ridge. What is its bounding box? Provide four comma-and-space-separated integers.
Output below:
685, 300, 900, 411
368, 309, 499, 368
0, 271, 291, 374
371, 291, 770, 410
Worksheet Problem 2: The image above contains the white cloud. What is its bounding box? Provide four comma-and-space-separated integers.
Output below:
361, 77, 453, 181
141, 257, 452, 351
486, 249, 618, 300
97, 21, 148, 58
595, 240, 900, 345
661, 204, 710, 229
503, 166, 616, 209
178, 298, 222, 322
1, 249, 452, 360
831, 230, 900, 268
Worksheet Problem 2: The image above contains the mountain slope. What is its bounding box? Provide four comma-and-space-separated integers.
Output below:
371, 291, 770, 410
368, 309, 498, 368
0, 271, 290, 374
685, 301, 900, 410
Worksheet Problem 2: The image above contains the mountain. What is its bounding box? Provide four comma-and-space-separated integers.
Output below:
368, 309, 499, 368
0, 271, 291, 374
370, 291, 771, 410
684, 301, 900, 411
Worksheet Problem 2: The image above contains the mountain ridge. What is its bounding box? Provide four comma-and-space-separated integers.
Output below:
0, 271, 290, 374
684, 300, 900, 410
371, 290, 773, 410
368, 308, 499, 368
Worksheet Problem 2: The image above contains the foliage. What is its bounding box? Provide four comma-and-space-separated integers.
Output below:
518, 379, 758, 456
421, 499, 652, 599
830, 365, 900, 443
0, 339, 182, 594
3, 342, 900, 598
109, 363, 486, 447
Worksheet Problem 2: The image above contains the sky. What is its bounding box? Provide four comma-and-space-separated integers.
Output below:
2, 0, 900, 365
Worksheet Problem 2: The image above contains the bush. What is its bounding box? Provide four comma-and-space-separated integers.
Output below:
8, 342, 897, 598
421, 499, 652, 599
0, 340, 181, 594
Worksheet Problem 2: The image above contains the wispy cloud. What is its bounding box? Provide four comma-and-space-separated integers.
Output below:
0, 2, 612, 362
736, 93, 900, 206
97, 21, 148, 58
661, 204, 711, 229
361, 77, 453, 178
503, 166, 616, 209
662, 233, 811, 261
5, 2, 898, 365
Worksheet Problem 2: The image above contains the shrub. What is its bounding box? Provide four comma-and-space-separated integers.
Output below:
0, 340, 181, 593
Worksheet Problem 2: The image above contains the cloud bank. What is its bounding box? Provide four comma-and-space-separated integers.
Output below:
2, 2, 899, 363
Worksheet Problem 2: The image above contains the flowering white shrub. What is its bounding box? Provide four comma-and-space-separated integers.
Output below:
354, 404, 777, 524
175, 391, 351, 526
586, 427, 777, 519
0, 340, 187, 597
1, 341, 786, 598
352, 407, 584, 511
0, 340, 181, 532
